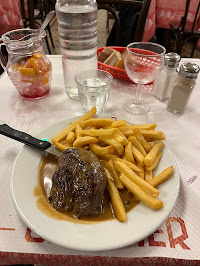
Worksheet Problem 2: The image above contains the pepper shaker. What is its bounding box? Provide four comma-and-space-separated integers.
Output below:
167, 63, 200, 114
152, 52, 181, 101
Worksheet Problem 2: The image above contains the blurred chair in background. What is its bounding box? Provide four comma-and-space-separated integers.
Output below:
170, 0, 200, 58
20, 0, 55, 54
97, 0, 151, 46
20, 0, 35, 28
35, 0, 55, 52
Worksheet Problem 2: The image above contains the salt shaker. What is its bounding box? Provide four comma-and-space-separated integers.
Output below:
152, 52, 181, 101
167, 63, 200, 114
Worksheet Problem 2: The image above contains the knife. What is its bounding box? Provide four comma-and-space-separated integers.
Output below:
0, 124, 63, 157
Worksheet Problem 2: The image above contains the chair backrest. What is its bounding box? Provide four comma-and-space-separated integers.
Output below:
19, 0, 35, 29
179, 0, 200, 33
97, 0, 151, 45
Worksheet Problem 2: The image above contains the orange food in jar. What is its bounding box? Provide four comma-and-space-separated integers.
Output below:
12, 63, 20, 70
20, 67, 36, 77
42, 75, 49, 85
15, 54, 50, 85
33, 53, 43, 59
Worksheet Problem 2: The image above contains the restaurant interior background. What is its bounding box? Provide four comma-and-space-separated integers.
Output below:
0, 0, 200, 70
44, 9, 200, 58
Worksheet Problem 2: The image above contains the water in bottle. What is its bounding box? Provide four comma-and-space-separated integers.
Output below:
56, 0, 98, 99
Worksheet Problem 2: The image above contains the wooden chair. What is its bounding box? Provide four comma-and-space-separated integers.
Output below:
170, 0, 200, 58
19, 0, 55, 54
97, 0, 152, 45
36, 0, 55, 52
20, 0, 35, 29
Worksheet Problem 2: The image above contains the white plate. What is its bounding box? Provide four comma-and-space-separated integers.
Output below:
11, 116, 180, 251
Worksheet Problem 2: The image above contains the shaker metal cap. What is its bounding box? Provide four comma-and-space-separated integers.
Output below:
179, 63, 200, 78
164, 52, 181, 67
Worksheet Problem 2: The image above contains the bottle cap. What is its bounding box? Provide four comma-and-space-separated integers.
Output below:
164, 52, 181, 68
178, 63, 200, 79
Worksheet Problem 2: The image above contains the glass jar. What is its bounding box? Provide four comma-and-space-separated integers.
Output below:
0, 28, 52, 99
167, 63, 200, 114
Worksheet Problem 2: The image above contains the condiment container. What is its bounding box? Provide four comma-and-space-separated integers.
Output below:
167, 63, 200, 114
152, 52, 181, 101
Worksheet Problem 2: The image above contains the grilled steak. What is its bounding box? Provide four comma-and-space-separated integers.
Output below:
49, 148, 106, 218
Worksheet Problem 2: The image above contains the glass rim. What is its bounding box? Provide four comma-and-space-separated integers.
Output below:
2, 28, 46, 44
126, 42, 166, 57
75, 69, 113, 87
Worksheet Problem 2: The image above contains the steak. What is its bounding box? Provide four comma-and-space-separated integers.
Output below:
49, 148, 106, 218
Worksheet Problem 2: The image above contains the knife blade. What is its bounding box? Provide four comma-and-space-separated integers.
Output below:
0, 124, 63, 157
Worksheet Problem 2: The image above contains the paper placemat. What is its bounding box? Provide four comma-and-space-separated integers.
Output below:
0, 56, 199, 263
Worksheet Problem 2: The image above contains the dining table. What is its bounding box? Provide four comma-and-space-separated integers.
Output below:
0, 55, 200, 265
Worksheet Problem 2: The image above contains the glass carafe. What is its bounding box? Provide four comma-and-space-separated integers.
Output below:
0, 28, 52, 99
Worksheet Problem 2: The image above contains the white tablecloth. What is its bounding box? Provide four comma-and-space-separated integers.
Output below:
0, 55, 200, 265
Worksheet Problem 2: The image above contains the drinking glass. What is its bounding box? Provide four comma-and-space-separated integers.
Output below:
124, 42, 166, 115
75, 69, 113, 114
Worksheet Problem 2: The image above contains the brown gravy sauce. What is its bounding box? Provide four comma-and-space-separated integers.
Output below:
34, 154, 139, 224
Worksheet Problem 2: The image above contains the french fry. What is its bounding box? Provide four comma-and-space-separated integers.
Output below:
81, 128, 118, 137
119, 174, 163, 210
80, 118, 113, 129
52, 106, 96, 144
119, 123, 157, 131
149, 166, 173, 187
114, 158, 142, 173
117, 131, 129, 146
105, 120, 127, 129
75, 125, 82, 139
73, 136, 98, 148
129, 136, 147, 157
134, 163, 145, 201
133, 130, 151, 153
131, 145, 144, 166
148, 141, 155, 149
106, 160, 124, 189
145, 169, 153, 182
145, 152, 163, 171
104, 168, 127, 222
99, 136, 124, 156
111, 120, 126, 128
121, 129, 135, 138
66, 131, 76, 144
114, 161, 159, 198
113, 134, 129, 146
140, 129, 166, 140
137, 163, 145, 179
144, 141, 164, 167
99, 154, 118, 161
125, 142, 135, 164
90, 143, 114, 156
54, 141, 72, 151
82, 145, 90, 150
